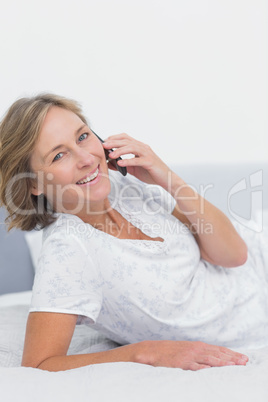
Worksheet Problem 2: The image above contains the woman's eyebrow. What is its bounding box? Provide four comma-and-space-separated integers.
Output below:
43, 124, 87, 161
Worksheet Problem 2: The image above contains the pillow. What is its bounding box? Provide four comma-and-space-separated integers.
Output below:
24, 230, 43, 272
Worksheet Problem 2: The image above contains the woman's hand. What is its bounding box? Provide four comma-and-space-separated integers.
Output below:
103, 133, 174, 190
136, 340, 249, 371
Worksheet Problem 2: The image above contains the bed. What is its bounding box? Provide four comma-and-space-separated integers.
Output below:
1, 163, 268, 402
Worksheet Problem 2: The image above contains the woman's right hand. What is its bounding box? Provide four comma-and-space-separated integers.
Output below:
136, 340, 249, 371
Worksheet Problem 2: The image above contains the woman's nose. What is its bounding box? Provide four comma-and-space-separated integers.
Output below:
76, 148, 95, 169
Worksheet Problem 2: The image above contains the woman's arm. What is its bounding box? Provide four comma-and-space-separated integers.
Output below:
21, 312, 248, 372
103, 134, 248, 268
169, 177, 248, 267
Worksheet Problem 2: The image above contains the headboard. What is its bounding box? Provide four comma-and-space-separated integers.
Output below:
1, 162, 267, 295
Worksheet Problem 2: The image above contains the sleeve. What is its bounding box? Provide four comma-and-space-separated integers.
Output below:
109, 170, 177, 215
29, 233, 103, 323
141, 183, 177, 214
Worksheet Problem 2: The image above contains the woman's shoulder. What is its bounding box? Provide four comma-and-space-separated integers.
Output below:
42, 213, 88, 245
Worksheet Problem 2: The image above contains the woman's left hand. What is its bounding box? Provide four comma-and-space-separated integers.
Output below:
103, 133, 174, 190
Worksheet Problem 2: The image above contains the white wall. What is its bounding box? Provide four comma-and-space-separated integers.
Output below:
0, 0, 267, 165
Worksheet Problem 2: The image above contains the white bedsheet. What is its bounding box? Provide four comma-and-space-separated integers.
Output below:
0, 355, 268, 402
0, 291, 267, 402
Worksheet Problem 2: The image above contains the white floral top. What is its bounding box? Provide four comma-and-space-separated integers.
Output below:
30, 171, 268, 349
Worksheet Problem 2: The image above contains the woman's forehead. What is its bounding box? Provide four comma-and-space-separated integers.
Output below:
41, 107, 83, 135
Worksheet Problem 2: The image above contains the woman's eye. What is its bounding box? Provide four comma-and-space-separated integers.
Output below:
78, 133, 88, 142
53, 152, 63, 162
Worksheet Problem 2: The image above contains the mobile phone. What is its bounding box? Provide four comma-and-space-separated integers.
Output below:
91, 130, 127, 176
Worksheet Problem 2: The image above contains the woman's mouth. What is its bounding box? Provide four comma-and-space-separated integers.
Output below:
76, 167, 99, 185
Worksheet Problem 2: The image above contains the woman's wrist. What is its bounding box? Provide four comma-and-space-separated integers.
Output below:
166, 171, 191, 201
160, 170, 185, 195
133, 340, 156, 366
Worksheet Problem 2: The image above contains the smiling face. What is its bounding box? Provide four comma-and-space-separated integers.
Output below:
30, 106, 111, 219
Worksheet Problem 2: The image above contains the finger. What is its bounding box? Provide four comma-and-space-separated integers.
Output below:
108, 141, 152, 159
107, 145, 141, 159
103, 139, 149, 155
103, 139, 131, 149
193, 354, 231, 368
186, 362, 211, 371
116, 157, 149, 168
216, 348, 249, 365
220, 354, 248, 365
104, 144, 148, 162
202, 344, 249, 365
218, 346, 249, 362
104, 133, 132, 141
198, 353, 247, 368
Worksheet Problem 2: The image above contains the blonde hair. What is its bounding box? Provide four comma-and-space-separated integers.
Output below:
0, 93, 88, 231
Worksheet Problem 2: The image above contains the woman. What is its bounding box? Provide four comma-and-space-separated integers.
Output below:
1, 93, 267, 372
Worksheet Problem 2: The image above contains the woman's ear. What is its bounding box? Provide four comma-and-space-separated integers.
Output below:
31, 180, 43, 196
31, 187, 43, 196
